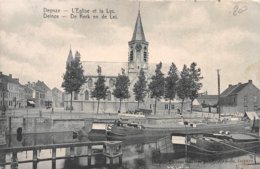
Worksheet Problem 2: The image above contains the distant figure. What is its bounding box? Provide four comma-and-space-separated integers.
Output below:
177, 108, 181, 115
51, 107, 54, 113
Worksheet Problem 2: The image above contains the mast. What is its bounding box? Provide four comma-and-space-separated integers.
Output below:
217, 69, 221, 119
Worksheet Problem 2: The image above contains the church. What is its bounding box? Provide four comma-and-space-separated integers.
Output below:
64, 9, 190, 114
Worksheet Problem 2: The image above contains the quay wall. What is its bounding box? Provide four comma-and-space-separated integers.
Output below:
7, 117, 89, 134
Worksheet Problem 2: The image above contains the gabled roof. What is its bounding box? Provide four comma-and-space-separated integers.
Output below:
36, 80, 51, 91
131, 10, 146, 42
221, 84, 239, 96
221, 82, 249, 97
52, 87, 63, 93
229, 83, 248, 95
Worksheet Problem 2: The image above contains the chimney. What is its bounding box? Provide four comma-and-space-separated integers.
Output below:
9, 74, 12, 78
228, 84, 232, 88
248, 80, 252, 84
0, 72, 2, 76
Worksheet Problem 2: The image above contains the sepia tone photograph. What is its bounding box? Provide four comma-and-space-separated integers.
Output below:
0, 0, 260, 168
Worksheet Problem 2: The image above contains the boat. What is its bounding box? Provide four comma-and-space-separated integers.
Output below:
80, 117, 252, 146
107, 119, 145, 137
171, 131, 260, 159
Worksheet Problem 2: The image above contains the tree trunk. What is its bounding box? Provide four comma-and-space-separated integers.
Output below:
137, 101, 140, 109
190, 100, 193, 113
168, 99, 171, 115
154, 98, 157, 115
119, 99, 122, 113
97, 99, 100, 114
181, 99, 184, 113
70, 92, 73, 113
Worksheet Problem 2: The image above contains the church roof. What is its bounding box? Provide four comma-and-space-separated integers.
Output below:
82, 61, 128, 77
131, 10, 146, 42
82, 61, 176, 78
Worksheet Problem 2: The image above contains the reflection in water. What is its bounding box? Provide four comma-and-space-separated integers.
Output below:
2, 132, 260, 169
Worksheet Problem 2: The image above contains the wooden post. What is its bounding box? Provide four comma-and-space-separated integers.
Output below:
70, 147, 75, 159
8, 116, 11, 135
87, 145, 91, 166
11, 152, 18, 169
119, 155, 122, 165
52, 148, 56, 169
109, 157, 113, 165
33, 149, 37, 169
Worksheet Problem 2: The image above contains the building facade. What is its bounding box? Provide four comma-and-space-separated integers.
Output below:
52, 87, 64, 108
0, 72, 26, 109
220, 80, 260, 114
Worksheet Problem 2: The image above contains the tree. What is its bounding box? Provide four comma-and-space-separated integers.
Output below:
62, 57, 86, 112
133, 68, 147, 109
177, 65, 190, 113
91, 66, 108, 114
148, 62, 164, 115
113, 69, 130, 113
165, 63, 179, 114
188, 62, 203, 113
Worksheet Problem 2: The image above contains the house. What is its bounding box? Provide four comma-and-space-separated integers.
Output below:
219, 80, 260, 114
25, 82, 46, 108
52, 87, 64, 108
36, 81, 53, 108
0, 72, 26, 109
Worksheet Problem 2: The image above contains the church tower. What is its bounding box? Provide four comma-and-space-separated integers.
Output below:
128, 9, 149, 81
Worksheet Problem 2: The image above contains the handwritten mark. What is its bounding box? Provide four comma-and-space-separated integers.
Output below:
233, 5, 248, 16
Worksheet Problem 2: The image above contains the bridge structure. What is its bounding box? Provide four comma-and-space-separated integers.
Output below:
0, 141, 123, 169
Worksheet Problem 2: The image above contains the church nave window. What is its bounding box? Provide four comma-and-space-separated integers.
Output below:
88, 78, 93, 88
85, 90, 89, 100
109, 78, 115, 87
106, 91, 112, 101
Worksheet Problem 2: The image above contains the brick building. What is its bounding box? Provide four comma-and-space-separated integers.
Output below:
219, 80, 260, 114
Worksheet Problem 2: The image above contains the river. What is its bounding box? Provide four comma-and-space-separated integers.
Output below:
0, 132, 259, 169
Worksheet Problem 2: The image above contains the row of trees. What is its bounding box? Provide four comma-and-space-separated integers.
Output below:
134, 62, 203, 114
62, 57, 203, 114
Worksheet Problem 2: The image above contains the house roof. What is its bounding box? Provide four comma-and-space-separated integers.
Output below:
36, 80, 51, 91
0, 74, 20, 85
52, 87, 63, 93
221, 82, 249, 96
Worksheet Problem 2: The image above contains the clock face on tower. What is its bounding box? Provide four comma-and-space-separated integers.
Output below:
135, 44, 142, 52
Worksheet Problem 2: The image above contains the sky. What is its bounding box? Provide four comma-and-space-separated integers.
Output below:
0, 0, 259, 94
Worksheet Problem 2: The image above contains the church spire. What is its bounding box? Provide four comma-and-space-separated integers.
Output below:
66, 48, 74, 66
131, 8, 146, 41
